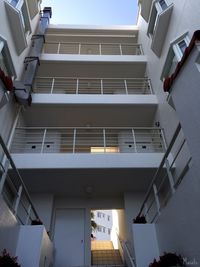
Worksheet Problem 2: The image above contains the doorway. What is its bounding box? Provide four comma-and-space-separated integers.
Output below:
54, 209, 85, 267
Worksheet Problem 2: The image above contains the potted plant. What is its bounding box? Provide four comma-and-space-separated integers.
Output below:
133, 214, 147, 223
0, 249, 21, 267
31, 218, 43, 225
149, 252, 185, 267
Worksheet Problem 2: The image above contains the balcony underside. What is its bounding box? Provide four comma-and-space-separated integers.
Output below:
9, 160, 166, 197
38, 57, 147, 78
20, 104, 157, 127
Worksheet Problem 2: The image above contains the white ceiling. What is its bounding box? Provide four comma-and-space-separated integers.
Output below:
21, 104, 157, 127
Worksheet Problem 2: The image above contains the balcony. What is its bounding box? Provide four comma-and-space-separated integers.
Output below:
11, 127, 165, 154
33, 77, 153, 95
43, 42, 143, 55
10, 127, 167, 194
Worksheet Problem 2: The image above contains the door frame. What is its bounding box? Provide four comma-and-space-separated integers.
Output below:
52, 208, 86, 266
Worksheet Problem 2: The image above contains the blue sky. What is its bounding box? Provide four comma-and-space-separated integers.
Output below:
41, 0, 138, 25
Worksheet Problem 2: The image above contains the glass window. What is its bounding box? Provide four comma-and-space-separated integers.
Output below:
159, 0, 168, 10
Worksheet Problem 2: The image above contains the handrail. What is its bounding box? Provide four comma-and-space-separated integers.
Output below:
138, 123, 181, 217
115, 231, 136, 267
137, 123, 192, 222
45, 41, 141, 46
15, 126, 163, 130
0, 135, 40, 222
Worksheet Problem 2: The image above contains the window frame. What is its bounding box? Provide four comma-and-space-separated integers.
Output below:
161, 33, 190, 80
8, 0, 32, 36
0, 35, 16, 78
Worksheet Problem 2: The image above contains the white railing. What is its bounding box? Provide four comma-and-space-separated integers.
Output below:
0, 135, 40, 225
33, 77, 153, 95
11, 127, 166, 154
116, 231, 136, 267
137, 124, 192, 223
43, 42, 143, 55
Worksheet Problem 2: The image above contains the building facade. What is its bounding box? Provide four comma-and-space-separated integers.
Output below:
0, 0, 200, 266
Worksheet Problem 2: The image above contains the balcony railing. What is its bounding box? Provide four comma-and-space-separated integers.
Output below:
33, 77, 153, 95
0, 135, 40, 224
43, 42, 143, 55
11, 127, 166, 154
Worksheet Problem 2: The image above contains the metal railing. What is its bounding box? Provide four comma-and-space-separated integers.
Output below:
0, 135, 40, 225
137, 123, 192, 222
116, 231, 136, 267
11, 127, 166, 154
43, 42, 143, 55
33, 77, 153, 95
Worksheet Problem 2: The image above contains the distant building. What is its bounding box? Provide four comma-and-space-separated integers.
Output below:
92, 210, 113, 240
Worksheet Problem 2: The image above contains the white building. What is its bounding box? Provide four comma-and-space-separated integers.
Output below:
92, 210, 113, 240
0, 0, 200, 267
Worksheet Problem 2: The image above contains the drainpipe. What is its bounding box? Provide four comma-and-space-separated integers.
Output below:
14, 7, 52, 106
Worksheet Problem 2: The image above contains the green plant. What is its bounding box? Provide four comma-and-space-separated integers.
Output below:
149, 252, 185, 267
91, 211, 97, 231
133, 215, 147, 223
0, 249, 21, 267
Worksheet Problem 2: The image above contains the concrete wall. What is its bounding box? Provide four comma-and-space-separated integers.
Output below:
0, 196, 19, 255
30, 193, 54, 232
137, 0, 200, 263
155, 45, 200, 264
124, 192, 145, 254
137, 0, 200, 143
16, 225, 53, 267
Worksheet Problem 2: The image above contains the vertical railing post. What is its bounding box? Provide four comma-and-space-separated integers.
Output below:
50, 78, 55, 94
78, 43, 81, 55
153, 184, 161, 216
124, 79, 128, 95
99, 43, 102, 55
76, 79, 79, 94
14, 185, 23, 215
132, 129, 137, 153
144, 203, 150, 222
0, 161, 9, 195
73, 128, 76, 153
119, 44, 123, 55
148, 79, 153, 94
41, 129, 47, 153
57, 42, 61, 54
101, 79, 103, 94
103, 129, 106, 153
165, 158, 175, 194
26, 204, 32, 225
160, 128, 167, 151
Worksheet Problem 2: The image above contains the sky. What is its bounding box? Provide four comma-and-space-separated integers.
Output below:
41, 0, 138, 25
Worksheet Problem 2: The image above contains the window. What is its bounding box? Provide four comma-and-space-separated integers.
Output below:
108, 229, 111, 235
107, 215, 110, 221
102, 213, 105, 218
161, 34, 190, 80
102, 227, 106, 233
147, 0, 173, 57
8, 0, 31, 36
97, 212, 101, 218
97, 225, 102, 232
159, 0, 168, 10
0, 36, 16, 77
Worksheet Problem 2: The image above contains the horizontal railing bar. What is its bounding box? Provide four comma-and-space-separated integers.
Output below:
45, 41, 142, 46
15, 127, 163, 130
35, 76, 150, 80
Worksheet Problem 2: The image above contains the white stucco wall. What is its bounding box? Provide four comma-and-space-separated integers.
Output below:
30, 193, 54, 232
0, 196, 19, 255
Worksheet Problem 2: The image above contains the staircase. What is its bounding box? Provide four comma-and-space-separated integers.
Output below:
91, 241, 124, 266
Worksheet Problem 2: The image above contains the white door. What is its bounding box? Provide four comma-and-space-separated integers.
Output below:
54, 209, 85, 267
